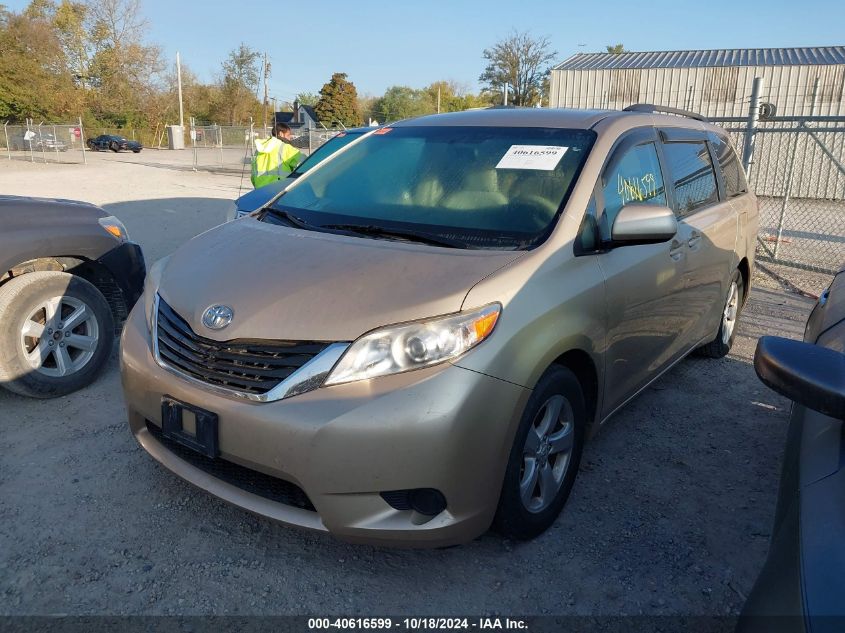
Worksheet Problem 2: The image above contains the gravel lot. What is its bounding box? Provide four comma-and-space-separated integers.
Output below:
0, 153, 821, 617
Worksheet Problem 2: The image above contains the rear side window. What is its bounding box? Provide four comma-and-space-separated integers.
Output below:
662, 142, 719, 216
711, 136, 748, 198
600, 142, 666, 240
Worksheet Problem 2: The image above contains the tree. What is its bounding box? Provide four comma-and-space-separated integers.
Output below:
479, 30, 556, 107
217, 43, 261, 124
0, 4, 82, 120
424, 81, 491, 112
371, 86, 432, 122
163, 62, 220, 125
605, 44, 628, 54
295, 91, 319, 106
53, 0, 90, 87
85, 0, 162, 86
356, 93, 378, 123
314, 72, 361, 127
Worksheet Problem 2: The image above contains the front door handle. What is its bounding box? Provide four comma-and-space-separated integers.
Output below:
688, 231, 702, 249
669, 239, 685, 261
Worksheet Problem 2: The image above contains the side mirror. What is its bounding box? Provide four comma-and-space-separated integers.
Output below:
754, 336, 845, 420
610, 204, 678, 246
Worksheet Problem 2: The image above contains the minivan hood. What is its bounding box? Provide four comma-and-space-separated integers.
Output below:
158, 218, 521, 342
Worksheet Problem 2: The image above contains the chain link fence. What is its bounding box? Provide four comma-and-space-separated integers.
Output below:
187, 120, 344, 174
712, 116, 845, 277
3, 119, 88, 164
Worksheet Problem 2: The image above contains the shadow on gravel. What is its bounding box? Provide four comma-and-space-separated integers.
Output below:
102, 197, 234, 264
94, 149, 252, 178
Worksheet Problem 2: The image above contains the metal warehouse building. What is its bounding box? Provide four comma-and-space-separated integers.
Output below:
549, 46, 845, 117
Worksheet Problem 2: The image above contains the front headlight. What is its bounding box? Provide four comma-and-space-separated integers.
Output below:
324, 303, 501, 386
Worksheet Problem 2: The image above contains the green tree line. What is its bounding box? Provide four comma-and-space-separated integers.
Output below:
0, 0, 266, 135
2, 1, 603, 133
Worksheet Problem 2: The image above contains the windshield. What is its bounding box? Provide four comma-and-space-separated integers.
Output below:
292, 131, 365, 177
270, 125, 595, 249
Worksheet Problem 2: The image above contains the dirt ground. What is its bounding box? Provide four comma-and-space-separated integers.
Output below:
0, 152, 822, 617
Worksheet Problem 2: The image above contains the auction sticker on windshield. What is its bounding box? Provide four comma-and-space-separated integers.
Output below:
496, 145, 568, 170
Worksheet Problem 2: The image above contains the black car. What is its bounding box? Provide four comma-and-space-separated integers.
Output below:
739, 268, 845, 632
0, 196, 146, 398
87, 134, 142, 153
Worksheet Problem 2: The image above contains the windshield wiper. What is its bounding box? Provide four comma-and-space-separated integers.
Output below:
318, 223, 470, 249
262, 207, 314, 229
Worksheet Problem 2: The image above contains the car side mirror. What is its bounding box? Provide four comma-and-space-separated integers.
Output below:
610, 204, 678, 246
754, 336, 845, 420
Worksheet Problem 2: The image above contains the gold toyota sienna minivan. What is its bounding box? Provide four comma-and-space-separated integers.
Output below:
121, 106, 758, 547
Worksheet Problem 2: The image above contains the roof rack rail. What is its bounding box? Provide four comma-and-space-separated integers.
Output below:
622, 104, 709, 122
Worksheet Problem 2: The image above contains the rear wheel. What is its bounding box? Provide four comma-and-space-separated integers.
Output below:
0, 272, 114, 398
697, 268, 744, 358
494, 366, 586, 540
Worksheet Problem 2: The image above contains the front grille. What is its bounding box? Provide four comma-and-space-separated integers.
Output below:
146, 421, 315, 511
156, 298, 329, 395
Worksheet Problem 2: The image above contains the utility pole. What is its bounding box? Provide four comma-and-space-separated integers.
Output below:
176, 52, 184, 128
262, 52, 270, 132
741, 77, 762, 176
503, 82, 508, 106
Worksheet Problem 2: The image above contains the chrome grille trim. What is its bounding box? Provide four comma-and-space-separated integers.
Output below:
151, 294, 348, 403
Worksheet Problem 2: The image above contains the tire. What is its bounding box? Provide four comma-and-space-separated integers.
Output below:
132, 149, 141, 153
0, 272, 115, 398
696, 268, 745, 359
494, 365, 586, 540
110, 142, 119, 152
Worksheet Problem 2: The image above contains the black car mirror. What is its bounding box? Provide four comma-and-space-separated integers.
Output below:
754, 336, 845, 420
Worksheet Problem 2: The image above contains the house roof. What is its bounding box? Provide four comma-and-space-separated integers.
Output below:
553, 46, 845, 71
274, 105, 319, 125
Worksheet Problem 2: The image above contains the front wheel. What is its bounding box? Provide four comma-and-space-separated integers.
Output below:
494, 366, 586, 540
0, 272, 115, 398
697, 269, 745, 359
110, 141, 119, 152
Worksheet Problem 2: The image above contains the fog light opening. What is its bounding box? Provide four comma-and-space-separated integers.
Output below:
409, 488, 447, 516
380, 488, 447, 517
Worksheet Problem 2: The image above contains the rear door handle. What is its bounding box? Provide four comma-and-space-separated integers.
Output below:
688, 231, 702, 248
669, 239, 685, 261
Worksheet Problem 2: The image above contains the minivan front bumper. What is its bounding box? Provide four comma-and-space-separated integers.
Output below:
120, 303, 530, 547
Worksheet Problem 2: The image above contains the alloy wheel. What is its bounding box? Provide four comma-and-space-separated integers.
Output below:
721, 281, 739, 345
19, 295, 100, 377
519, 394, 575, 513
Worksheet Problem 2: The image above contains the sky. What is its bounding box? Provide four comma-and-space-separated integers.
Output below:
8, 0, 845, 102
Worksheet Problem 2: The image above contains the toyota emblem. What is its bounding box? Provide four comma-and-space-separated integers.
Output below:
202, 304, 234, 330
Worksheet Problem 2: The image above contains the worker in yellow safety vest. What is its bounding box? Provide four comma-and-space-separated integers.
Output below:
251, 122, 303, 188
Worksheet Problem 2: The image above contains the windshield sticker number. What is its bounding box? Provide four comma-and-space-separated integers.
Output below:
496, 145, 568, 171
